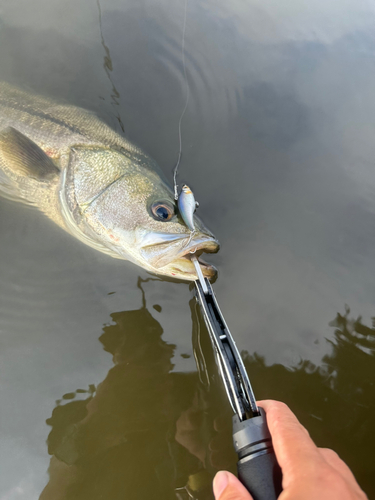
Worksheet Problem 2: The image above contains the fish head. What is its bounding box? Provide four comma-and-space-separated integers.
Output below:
67, 147, 219, 281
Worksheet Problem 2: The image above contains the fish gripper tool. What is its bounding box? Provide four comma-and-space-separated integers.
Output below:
192, 257, 282, 500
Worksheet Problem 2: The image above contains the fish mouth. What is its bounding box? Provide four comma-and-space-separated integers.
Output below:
139, 231, 219, 280
165, 252, 218, 281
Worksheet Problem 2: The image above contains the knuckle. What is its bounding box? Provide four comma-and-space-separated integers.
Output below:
312, 466, 338, 487
259, 399, 289, 414
268, 401, 290, 423
301, 425, 310, 437
320, 447, 340, 461
271, 400, 290, 412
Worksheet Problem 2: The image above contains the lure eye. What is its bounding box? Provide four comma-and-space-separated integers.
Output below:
151, 201, 175, 222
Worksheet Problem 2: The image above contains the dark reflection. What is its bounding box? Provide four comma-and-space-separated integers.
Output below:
39, 286, 375, 499
40, 279, 234, 500
242, 306, 375, 499
97, 0, 125, 133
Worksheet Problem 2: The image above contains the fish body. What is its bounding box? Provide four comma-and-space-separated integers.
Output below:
178, 184, 197, 232
0, 83, 219, 281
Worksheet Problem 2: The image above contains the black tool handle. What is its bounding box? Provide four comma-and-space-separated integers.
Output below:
232, 410, 282, 500
237, 449, 282, 500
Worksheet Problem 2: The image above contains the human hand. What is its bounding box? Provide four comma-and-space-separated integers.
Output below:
213, 400, 367, 500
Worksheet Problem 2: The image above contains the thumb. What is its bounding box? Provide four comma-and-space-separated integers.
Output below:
213, 471, 253, 500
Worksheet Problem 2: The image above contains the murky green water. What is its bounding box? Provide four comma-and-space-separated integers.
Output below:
0, 0, 374, 498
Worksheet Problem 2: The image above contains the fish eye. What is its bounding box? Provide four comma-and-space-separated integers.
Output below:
150, 201, 175, 222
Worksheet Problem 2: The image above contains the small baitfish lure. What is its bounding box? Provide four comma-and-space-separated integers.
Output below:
178, 184, 199, 233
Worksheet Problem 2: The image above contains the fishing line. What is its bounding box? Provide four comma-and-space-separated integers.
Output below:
173, 0, 190, 200
97, 0, 125, 133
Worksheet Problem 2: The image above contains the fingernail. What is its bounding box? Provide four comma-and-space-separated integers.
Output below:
213, 471, 229, 499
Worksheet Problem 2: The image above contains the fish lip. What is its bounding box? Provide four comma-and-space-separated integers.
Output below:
170, 236, 219, 263
139, 231, 187, 248
139, 231, 220, 269
164, 253, 218, 281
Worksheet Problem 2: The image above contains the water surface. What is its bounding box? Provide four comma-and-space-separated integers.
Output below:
0, 0, 374, 498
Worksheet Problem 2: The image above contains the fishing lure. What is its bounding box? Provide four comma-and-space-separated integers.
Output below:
178, 184, 199, 235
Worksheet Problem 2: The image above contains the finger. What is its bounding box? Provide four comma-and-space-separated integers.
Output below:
258, 400, 324, 484
213, 471, 253, 500
319, 448, 355, 479
318, 448, 367, 499
319, 448, 366, 497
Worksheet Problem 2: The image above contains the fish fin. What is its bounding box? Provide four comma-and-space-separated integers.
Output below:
0, 127, 60, 180
0, 169, 36, 206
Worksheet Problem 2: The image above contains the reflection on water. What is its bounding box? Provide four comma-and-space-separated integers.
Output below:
39, 280, 234, 500
37, 280, 375, 499
243, 306, 375, 495
97, 0, 125, 133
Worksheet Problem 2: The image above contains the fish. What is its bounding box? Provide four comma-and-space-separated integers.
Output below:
178, 184, 198, 232
0, 82, 219, 281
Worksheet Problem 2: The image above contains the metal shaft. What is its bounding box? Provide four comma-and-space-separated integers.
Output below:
191, 255, 208, 294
